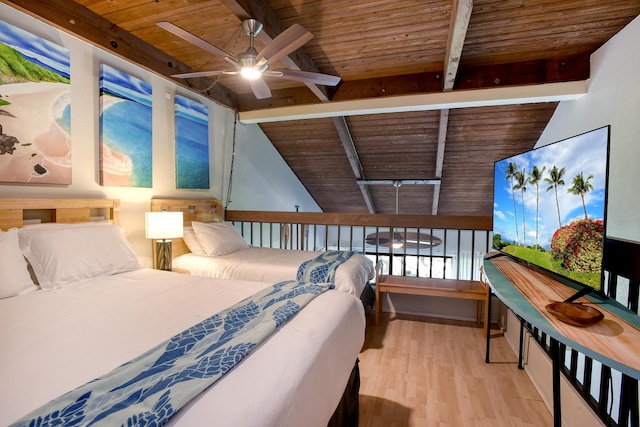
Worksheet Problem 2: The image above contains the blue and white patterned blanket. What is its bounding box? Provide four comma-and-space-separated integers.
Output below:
11, 280, 333, 427
296, 250, 357, 284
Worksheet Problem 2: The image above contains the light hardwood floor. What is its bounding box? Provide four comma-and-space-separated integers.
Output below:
358, 312, 552, 426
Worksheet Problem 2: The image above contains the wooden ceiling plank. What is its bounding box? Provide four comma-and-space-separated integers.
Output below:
2, 0, 239, 109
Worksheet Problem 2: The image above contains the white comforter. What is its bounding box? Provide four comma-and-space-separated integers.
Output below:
173, 247, 374, 296
0, 269, 365, 427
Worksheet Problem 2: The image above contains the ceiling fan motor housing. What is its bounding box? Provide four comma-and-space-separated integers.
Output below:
242, 19, 263, 36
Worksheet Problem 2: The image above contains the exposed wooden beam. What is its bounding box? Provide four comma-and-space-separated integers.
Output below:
238, 80, 587, 123
433, 0, 473, 214
332, 117, 376, 213
432, 110, 450, 215
357, 179, 442, 185
434, 111, 449, 180
1, 0, 239, 109
456, 54, 591, 89
444, 0, 473, 91
240, 54, 590, 111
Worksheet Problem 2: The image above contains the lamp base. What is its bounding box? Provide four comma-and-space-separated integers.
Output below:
156, 240, 173, 271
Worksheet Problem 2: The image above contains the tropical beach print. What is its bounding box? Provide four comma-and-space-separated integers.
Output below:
175, 94, 209, 189
0, 19, 71, 184
99, 64, 152, 187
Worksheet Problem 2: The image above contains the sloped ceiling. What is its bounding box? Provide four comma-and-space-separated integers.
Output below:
5, 0, 639, 215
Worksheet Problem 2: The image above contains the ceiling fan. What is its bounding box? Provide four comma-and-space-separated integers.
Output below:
157, 19, 341, 99
364, 180, 443, 250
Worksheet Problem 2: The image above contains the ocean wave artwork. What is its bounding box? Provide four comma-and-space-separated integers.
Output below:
175, 94, 209, 189
99, 64, 152, 187
0, 19, 71, 184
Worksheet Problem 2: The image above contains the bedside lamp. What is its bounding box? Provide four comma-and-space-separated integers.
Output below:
145, 211, 183, 270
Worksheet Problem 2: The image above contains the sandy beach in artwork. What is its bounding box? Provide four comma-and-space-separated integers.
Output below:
98, 93, 133, 187
0, 82, 136, 185
0, 81, 71, 183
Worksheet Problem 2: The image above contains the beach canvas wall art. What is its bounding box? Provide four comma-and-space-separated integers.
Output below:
0, 19, 71, 184
175, 94, 210, 189
99, 64, 152, 187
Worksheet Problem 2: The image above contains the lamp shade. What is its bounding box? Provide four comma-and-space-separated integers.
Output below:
145, 212, 184, 240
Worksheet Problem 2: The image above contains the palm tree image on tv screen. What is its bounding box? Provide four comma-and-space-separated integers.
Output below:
492, 126, 610, 290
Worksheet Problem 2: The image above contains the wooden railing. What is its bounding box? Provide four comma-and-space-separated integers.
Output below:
225, 210, 492, 281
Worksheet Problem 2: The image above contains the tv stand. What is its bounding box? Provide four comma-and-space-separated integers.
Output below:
482, 255, 640, 427
563, 285, 598, 303
483, 251, 507, 260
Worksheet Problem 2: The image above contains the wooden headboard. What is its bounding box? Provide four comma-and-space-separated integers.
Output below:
0, 198, 121, 231
150, 198, 224, 258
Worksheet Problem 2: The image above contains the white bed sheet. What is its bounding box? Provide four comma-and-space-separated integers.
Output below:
173, 247, 374, 296
0, 269, 365, 427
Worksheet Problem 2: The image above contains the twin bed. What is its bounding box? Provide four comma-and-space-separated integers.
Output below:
151, 198, 375, 301
0, 198, 368, 427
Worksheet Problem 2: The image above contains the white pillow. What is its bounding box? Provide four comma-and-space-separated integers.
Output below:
0, 228, 36, 298
18, 222, 143, 289
191, 221, 249, 256
183, 226, 206, 255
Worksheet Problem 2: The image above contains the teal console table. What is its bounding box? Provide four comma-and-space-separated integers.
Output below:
482, 255, 640, 426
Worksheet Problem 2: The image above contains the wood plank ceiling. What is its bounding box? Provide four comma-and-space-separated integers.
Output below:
5, 0, 639, 216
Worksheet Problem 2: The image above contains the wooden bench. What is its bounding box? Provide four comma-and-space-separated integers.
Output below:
375, 265, 490, 336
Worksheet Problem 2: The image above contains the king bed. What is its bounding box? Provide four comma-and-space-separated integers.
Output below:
0, 199, 365, 427
151, 198, 376, 302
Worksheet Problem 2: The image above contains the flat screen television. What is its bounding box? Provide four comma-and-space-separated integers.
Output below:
491, 126, 610, 298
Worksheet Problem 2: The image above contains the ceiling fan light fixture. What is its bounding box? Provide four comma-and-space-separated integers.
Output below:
241, 67, 261, 80
158, 19, 340, 99
391, 231, 404, 249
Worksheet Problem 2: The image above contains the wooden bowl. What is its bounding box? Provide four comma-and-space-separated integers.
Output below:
545, 302, 604, 327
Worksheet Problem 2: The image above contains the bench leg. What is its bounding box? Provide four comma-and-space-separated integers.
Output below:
375, 288, 381, 326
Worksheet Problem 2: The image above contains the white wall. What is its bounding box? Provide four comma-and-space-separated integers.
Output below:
537, 15, 640, 243
502, 15, 640, 427
0, 3, 316, 265
226, 122, 320, 212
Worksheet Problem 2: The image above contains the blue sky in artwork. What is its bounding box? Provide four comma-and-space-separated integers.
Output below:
99, 64, 152, 106
0, 19, 69, 77
492, 127, 609, 249
175, 95, 208, 122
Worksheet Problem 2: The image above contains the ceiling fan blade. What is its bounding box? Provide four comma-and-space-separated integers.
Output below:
224, 56, 243, 71
157, 21, 233, 59
275, 69, 341, 86
255, 23, 313, 65
250, 78, 272, 99
262, 70, 284, 77
171, 70, 236, 78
